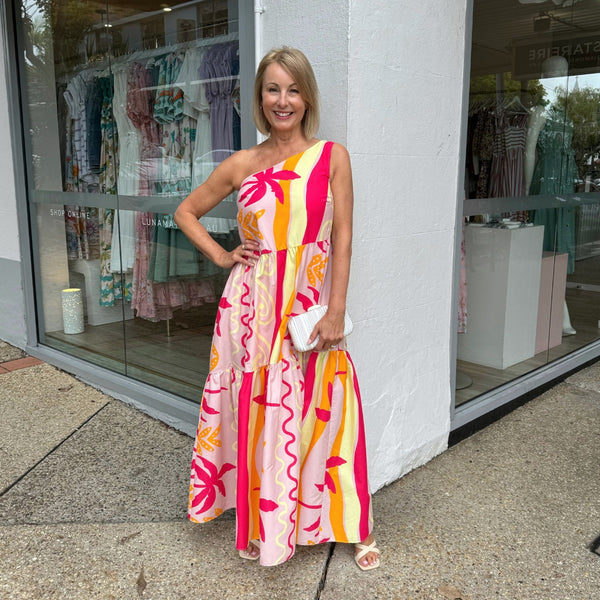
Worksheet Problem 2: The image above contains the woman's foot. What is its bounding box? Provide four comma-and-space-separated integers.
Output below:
354, 533, 380, 571
239, 540, 260, 560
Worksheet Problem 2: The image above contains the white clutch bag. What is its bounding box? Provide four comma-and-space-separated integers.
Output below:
288, 305, 353, 352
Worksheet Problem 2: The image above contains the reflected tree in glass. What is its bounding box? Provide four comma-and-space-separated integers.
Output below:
550, 85, 600, 178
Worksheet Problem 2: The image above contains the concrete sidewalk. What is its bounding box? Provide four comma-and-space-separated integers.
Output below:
0, 339, 598, 600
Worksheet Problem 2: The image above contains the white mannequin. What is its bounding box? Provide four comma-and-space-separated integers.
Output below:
563, 302, 576, 336
525, 105, 576, 336
524, 105, 546, 195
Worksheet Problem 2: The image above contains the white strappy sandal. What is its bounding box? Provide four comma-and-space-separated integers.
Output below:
354, 540, 381, 571
239, 539, 260, 561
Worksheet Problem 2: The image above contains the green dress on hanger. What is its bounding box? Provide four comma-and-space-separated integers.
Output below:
530, 115, 579, 273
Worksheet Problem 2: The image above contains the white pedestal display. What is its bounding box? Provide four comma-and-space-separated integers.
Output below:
70, 259, 134, 326
535, 252, 568, 354
457, 225, 544, 370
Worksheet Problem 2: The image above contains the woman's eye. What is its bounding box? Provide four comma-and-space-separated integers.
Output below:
267, 87, 278, 93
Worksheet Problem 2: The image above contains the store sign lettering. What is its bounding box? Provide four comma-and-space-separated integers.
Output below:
49, 209, 177, 229
142, 216, 176, 228
49, 208, 94, 219
513, 34, 600, 79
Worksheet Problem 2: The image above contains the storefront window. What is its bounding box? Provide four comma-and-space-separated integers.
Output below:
18, 0, 250, 401
457, 0, 600, 406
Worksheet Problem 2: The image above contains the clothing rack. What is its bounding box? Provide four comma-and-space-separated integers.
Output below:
469, 98, 534, 120
62, 31, 239, 81
109, 31, 239, 66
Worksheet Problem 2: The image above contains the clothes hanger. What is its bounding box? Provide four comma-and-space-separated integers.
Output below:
503, 95, 529, 115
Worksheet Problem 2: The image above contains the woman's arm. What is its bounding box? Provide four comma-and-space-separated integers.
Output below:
309, 142, 354, 351
174, 152, 259, 268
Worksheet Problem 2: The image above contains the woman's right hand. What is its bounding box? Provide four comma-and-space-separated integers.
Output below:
216, 238, 261, 269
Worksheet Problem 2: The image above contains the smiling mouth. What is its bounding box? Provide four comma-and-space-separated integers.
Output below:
274, 111, 293, 118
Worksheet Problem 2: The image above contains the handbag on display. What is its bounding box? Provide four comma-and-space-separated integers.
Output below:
288, 304, 353, 352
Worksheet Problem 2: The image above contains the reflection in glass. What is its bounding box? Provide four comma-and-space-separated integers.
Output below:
458, 0, 600, 405
19, 0, 245, 399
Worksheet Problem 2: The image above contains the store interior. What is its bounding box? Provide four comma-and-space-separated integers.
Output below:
21, 0, 241, 401
456, 0, 600, 406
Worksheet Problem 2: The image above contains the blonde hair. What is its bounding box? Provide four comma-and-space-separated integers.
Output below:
253, 46, 320, 139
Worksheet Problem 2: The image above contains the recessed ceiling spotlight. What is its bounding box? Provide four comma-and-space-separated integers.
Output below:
161, 3, 172, 11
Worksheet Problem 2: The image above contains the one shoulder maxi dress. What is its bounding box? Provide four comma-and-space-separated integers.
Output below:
188, 140, 373, 566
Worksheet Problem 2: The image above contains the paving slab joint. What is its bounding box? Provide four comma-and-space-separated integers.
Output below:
314, 542, 336, 600
0, 400, 112, 499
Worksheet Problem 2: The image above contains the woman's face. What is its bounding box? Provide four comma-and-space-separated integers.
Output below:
260, 62, 307, 136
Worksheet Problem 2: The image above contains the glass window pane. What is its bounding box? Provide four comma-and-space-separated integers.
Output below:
458, 0, 600, 406
18, 0, 249, 398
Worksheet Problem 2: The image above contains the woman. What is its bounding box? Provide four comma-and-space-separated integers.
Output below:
175, 46, 379, 570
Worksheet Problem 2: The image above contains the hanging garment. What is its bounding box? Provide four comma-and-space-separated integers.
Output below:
488, 113, 528, 197
86, 77, 103, 175
99, 208, 131, 305
131, 212, 216, 321
471, 109, 495, 199
530, 116, 579, 273
178, 45, 236, 232
111, 66, 139, 273
147, 214, 202, 282
64, 103, 81, 192
175, 46, 215, 191
152, 53, 196, 197
97, 76, 132, 305
157, 116, 195, 196
63, 73, 100, 260
63, 205, 100, 261
458, 218, 467, 334
153, 53, 185, 125
188, 141, 373, 567
64, 70, 99, 191
200, 42, 238, 163
488, 112, 529, 222
127, 61, 161, 196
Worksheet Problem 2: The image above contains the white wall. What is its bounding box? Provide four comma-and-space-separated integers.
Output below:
0, 25, 20, 263
0, 23, 27, 348
261, 0, 469, 491
260, 0, 349, 143
347, 1, 468, 488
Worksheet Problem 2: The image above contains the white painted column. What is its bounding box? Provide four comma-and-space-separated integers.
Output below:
346, 1, 470, 489
0, 22, 27, 347
260, 0, 470, 491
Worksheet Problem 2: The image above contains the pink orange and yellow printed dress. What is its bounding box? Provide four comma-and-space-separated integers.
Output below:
188, 140, 373, 566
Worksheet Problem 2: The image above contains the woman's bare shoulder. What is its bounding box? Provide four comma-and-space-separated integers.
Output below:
221, 146, 267, 190
329, 142, 351, 179
330, 141, 350, 161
